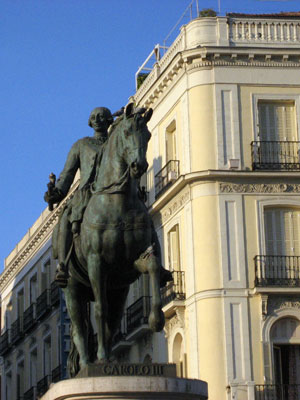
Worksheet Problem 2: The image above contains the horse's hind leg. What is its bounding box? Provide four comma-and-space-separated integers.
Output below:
134, 247, 165, 332
64, 279, 89, 369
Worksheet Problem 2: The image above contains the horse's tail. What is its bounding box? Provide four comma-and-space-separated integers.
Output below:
67, 302, 96, 377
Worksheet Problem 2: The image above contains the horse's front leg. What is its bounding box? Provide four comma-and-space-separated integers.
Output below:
87, 253, 108, 362
64, 280, 89, 369
134, 247, 165, 332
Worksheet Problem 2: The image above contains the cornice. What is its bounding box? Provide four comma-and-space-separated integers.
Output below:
149, 169, 300, 215
134, 45, 300, 109
0, 181, 79, 292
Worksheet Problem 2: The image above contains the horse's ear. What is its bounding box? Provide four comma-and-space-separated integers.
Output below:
144, 108, 153, 123
125, 103, 134, 118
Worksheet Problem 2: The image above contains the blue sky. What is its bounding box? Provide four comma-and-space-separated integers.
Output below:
1, 0, 300, 268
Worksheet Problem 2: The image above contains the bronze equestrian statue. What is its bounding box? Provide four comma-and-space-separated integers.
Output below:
45, 104, 172, 376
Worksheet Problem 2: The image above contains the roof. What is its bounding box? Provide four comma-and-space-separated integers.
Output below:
227, 12, 300, 19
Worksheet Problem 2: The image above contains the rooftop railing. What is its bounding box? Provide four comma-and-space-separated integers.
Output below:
251, 141, 300, 171
255, 255, 300, 287
135, 16, 300, 102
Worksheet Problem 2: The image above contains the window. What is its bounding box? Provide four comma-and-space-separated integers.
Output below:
41, 260, 51, 293
258, 101, 297, 142
168, 225, 181, 271
30, 349, 37, 387
253, 100, 299, 170
17, 361, 24, 400
17, 289, 24, 320
43, 336, 51, 377
271, 318, 300, 389
166, 120, 177, 163
264, 208, 300, 256
30, 274, 37, 304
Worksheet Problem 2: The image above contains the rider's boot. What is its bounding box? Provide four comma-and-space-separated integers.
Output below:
159, 266, 173, 288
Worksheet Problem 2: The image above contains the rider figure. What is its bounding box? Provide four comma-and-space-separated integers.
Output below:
45, 106, 172, 289
44, 107, 113, 288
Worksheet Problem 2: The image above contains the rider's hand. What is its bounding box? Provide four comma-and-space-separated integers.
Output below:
44, 188, 63, 205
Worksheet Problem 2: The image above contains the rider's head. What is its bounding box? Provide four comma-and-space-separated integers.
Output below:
88, 107, 113, 133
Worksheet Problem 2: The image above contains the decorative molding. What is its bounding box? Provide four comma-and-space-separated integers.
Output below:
268, 296, 300, 316
188, 59, 300, 70
220, 182, 300, 194
164, 307, 185, 339
153, 188, 190, 228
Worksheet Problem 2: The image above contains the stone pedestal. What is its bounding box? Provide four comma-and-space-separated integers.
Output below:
40, 376, 208, 400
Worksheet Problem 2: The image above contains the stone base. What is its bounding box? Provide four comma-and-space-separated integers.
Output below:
40, 376, 208, 400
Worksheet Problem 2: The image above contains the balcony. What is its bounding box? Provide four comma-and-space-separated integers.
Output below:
255, 255, 300, 287
11, 317, 23, 345
126, 296, 151, 340
155, 160, 180, 199
112, 319, 133, 354
36, 290, 51, 321
50, 281, 60, 307
23, 386, 36, 400
251, 141, 300, 171
255, 384, 300, 400
0, 329, 10, 356
37, 375, 51, 397
52, 365, 62, 383
161, 271, 185, 317
23, 303, 36, 333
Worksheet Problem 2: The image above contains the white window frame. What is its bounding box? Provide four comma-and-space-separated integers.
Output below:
252, 94, 300, 142
256, 198, 300, 255
163, 114, 178, 166
165, 217, 182, 272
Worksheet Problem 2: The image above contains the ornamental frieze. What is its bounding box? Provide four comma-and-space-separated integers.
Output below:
153, 189, 190, 227
220, 183, 300, 194
268, 296, 300, 316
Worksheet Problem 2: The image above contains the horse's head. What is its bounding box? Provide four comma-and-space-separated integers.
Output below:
121, 103, 153, 179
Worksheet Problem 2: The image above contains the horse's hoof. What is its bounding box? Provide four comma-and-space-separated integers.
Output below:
148, 310, 165, 332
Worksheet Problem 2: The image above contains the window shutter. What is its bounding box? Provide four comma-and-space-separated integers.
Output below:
169, 226, 181, 271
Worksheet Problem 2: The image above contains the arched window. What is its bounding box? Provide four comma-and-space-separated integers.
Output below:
172, 333, 185, 377
270, 317, 300, 386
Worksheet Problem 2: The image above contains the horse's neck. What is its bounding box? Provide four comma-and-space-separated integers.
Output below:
93, 128, 127, 191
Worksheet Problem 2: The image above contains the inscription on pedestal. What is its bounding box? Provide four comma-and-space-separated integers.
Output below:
76, 363, 177, 378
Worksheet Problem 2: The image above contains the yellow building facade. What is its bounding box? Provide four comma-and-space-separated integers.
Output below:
134, 13, 300, 400
1, 12, 300, 400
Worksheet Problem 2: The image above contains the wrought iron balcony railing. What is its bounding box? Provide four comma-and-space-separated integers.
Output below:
255, 384, 300, 400
50, 281, 60, 307
11, 317, 23, 344
0, 329, 10, 356
23, 386, 36, 400
36, 290, 51, 321
23, 303, 36, 333
255, 255, 300, 287
155, 160, 180, 198
251, 141, 300, 171
52, 365, 62, 383
37, 375, 51, 397
161, 271, 186, 307
126, 296, 151, 334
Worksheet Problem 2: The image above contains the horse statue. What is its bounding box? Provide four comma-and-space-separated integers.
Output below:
63, 103, 165, 375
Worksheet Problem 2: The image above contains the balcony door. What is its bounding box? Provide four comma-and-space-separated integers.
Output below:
258, 101, 298, 166
271, 318, 300, 399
